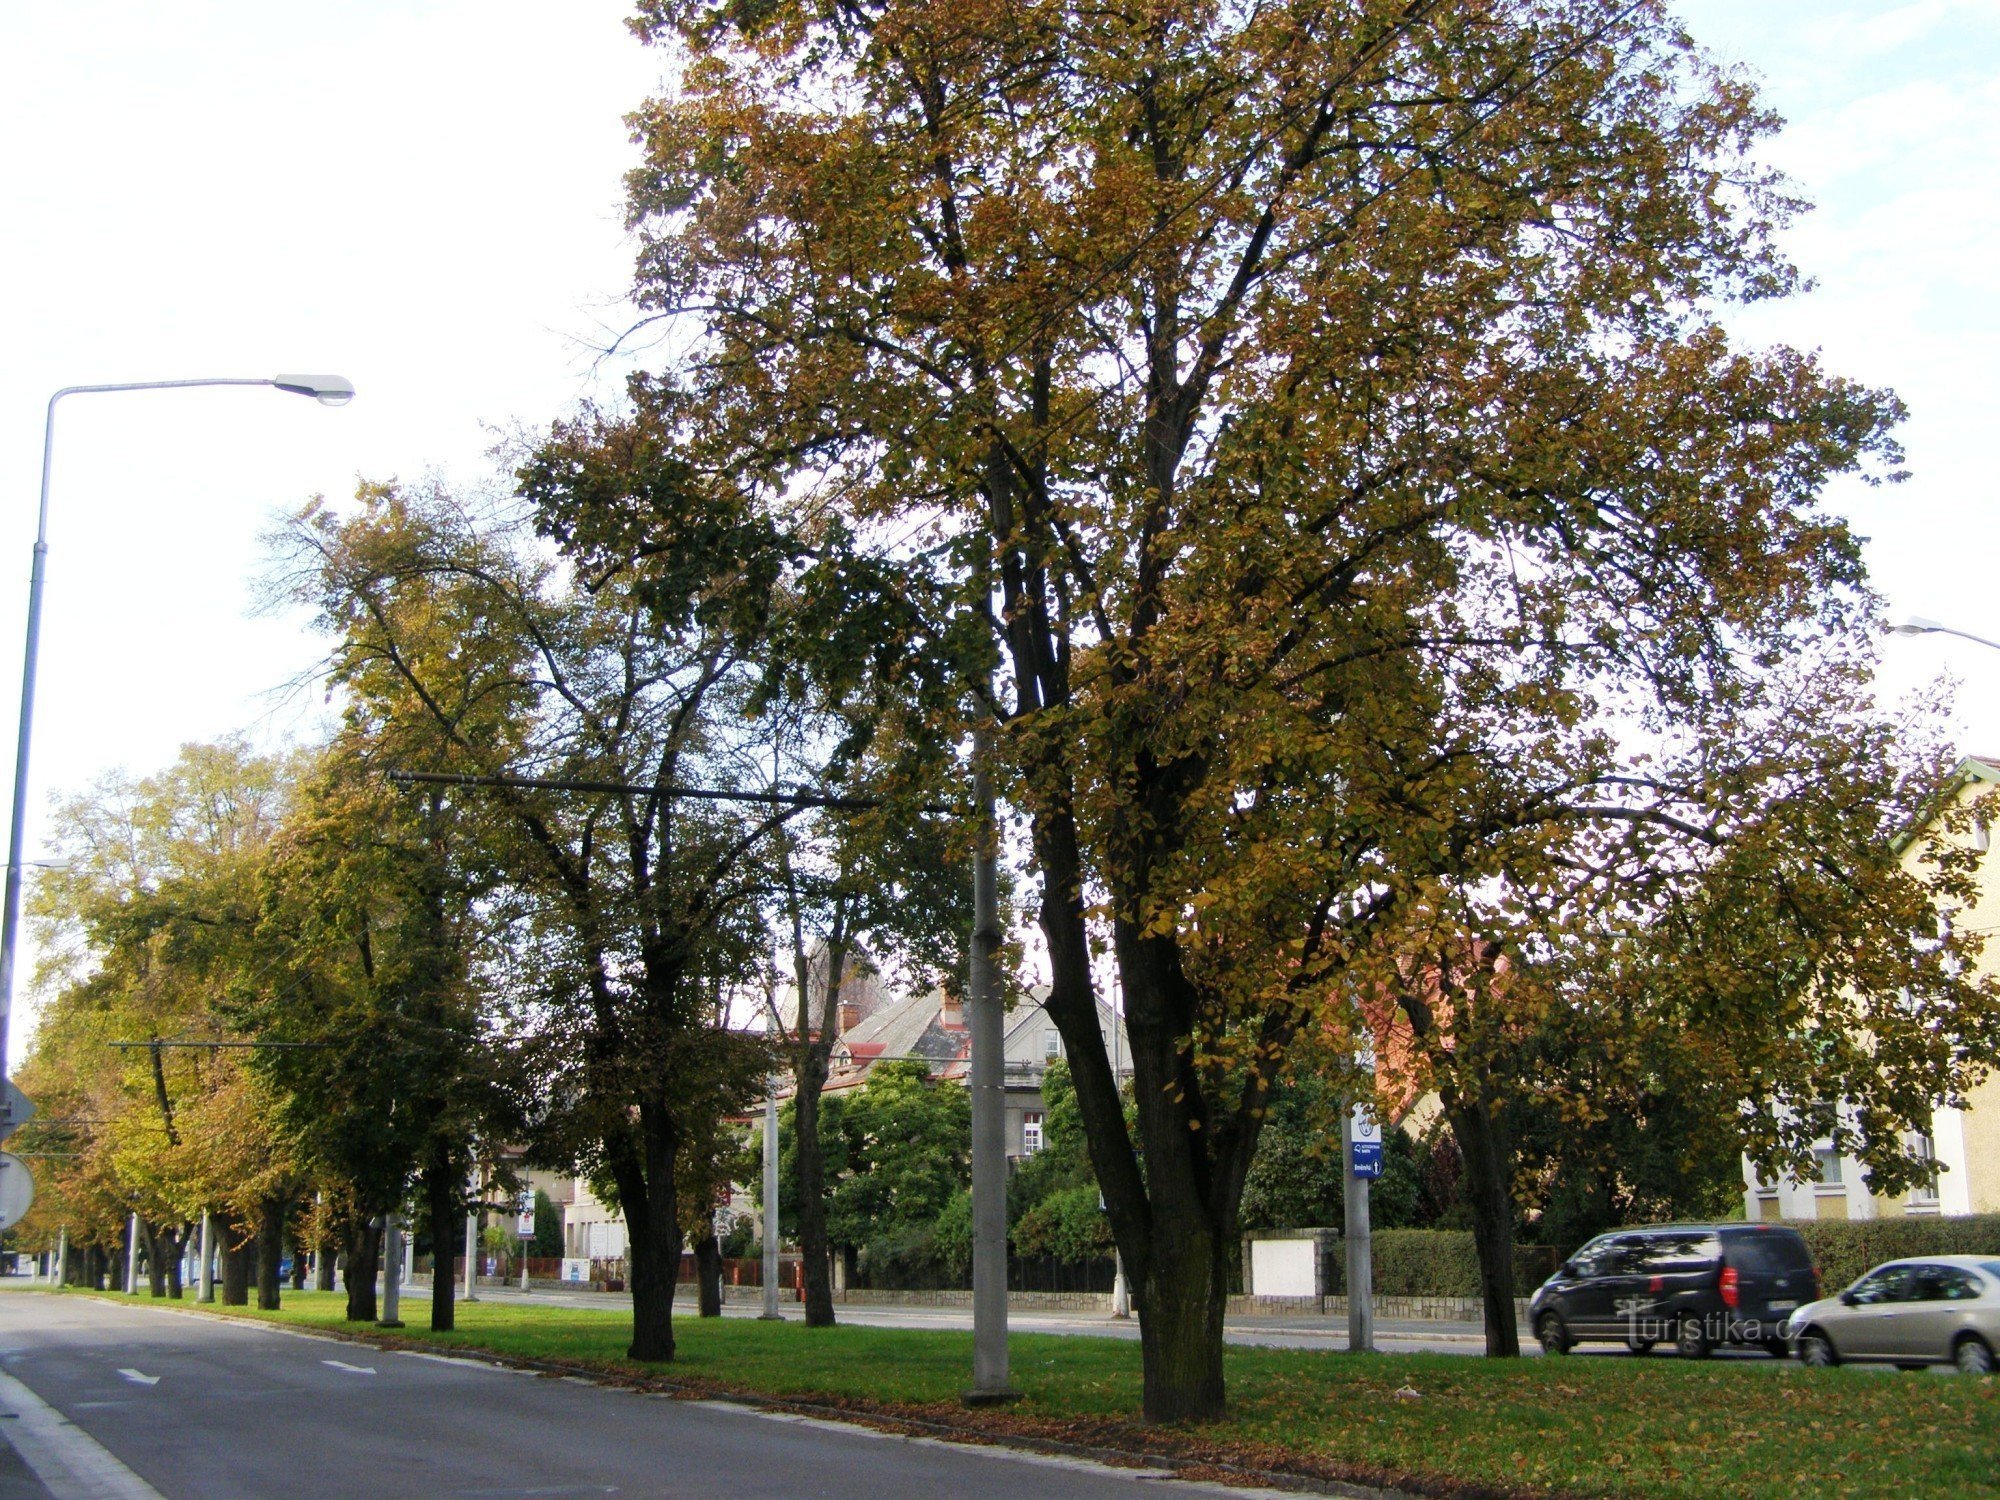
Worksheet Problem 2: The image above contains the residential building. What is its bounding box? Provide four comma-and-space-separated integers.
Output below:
1743, 755, 2000, 1221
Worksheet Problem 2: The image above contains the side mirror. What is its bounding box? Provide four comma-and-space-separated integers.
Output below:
1839, 1290, 1858, 1307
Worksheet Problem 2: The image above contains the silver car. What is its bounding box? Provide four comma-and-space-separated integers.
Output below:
1784, 1255, 2000, 1374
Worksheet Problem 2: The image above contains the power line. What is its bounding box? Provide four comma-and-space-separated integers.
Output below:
385, 768, 951, 817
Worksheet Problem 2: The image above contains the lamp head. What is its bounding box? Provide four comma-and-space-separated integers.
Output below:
1892, 616, 1945, 637
271, 373, 356, 407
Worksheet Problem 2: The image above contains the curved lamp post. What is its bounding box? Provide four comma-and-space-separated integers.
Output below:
0, 374, 356, 1111
1893, 615, 2000, 654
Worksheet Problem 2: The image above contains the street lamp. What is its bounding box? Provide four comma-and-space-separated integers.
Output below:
0, 374, 356, 1119
1892, 616, 2000, 654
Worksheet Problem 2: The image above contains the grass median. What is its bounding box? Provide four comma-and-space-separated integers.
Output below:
65, 1288, 1998, 1500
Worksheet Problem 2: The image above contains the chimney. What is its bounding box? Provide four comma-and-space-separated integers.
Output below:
938, 992, 964, 1028
837, 1001, 860, 1034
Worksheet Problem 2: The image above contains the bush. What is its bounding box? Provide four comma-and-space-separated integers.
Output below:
1786, 1215, 2000, 1291
1363, 1231, 1560, 1298
1013, 1184, 1114, 1263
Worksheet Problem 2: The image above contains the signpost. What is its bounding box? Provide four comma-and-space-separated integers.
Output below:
516, 1190, 535, 1290
1343, 1044, 1378, 1354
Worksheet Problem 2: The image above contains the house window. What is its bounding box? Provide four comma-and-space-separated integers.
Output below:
1910, 1133, 1940, 1204
1022, 1112, 1044, 1154
1814, 1149, 1843, 1187
1043, 1029, 1061, 1059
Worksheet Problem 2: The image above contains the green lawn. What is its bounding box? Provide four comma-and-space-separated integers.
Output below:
63, 1289, 2000, 1500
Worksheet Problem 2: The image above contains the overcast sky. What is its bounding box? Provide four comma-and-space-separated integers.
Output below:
2, 1, 1996, 1035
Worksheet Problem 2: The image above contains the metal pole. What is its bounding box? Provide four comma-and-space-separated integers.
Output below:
124, 1213, 139, 1294
464, 1203, 478, 1302
198, 1210, 214, 1303
55, 1226, 66, 1286
965, 722, 1015, 1403
1342, 1110, 1374, 1353
760, 1085, 781, 1318
379, 1214, 403, 1327
0, 379, 332, 1101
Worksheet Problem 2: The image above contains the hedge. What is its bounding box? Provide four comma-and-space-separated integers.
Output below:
1786, 1214, 2000, 1291
1359, 1231, 1561, 1298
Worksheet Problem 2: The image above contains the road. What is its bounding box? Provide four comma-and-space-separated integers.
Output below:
0, 1293, 1313, 1500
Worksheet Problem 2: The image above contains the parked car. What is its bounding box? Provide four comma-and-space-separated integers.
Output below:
1783, 1256, 2000, 1375
1530, 1223, 1819, 1358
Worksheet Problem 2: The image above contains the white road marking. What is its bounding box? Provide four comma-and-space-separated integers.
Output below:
0, 1368, 165, 1500
322, 1359, 377, 1375
115, 1369, 160, 1386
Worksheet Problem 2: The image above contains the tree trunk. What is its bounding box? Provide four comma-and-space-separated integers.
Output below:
793, 1068, 836, 1328
343, 1219, 382, 1323
220, 1232, 253, 1307
612, 1105, 682, 1362
1444, 1088, 1521, 1358
138, 1219, 171, 1297
1135, 1229, 1229, 1424
256, 1195, 286, 1310
692, 1228, 723, 1318
290, 1244, 308, 1291
166, 1223, 187, 1299
84, 1244, 106, 1290
423, 1147, 459, 1332
317, 1236, 338, 1292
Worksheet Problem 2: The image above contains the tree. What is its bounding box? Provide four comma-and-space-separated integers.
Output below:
237, 741, 509, 1330
613, 0, 1996, 1415
16, 740, 293, 1300
283, 481, 778, 1361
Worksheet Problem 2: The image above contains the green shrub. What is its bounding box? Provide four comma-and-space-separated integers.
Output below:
1785, 1215, 2000, 1291
1359, 1231, 1558, 1298
1014, 1183, 1114, 1263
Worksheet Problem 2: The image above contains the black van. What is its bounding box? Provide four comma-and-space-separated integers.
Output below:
1529, 1223, 1820, 1358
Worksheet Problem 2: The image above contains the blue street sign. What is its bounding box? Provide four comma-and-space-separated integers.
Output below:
1350, 1140, 1383, 1178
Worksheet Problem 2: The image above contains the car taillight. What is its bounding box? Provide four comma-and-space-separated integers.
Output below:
1648, 1276, 1665, 1293
1719, 1266, 1740, 1309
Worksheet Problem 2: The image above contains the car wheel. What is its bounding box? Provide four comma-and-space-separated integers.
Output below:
1626, 1336, 1656, 1356
1536, 1313, 1572, 1356
1797, 1330, 1839, 1369
1954, 1336, 1995, 1376
1674, 1319, 1711, 1360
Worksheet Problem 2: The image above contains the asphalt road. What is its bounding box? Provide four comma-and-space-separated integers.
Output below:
0, 1293, 1307, 1500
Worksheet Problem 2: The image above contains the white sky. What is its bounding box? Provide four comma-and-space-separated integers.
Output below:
2, 1, 1996, 1040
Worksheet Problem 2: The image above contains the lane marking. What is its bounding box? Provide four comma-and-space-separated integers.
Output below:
0, 1368, 165, 1500
115, 1369, 160, 1386
322, 1359, 376, 1375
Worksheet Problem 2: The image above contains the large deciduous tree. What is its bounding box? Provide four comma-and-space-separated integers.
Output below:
608, 0, 1999, 1417
283, 482, 780, 1362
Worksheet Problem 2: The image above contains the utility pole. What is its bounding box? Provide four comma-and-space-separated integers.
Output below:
463, 1204, 479, 1303
965, 722, 1015, 1403
55, 1225, 66, 1286
760, 1083, 781, 1318
123, 1213, 138, 1294
379, 1213, 404, 1328
197, 1210, 214, 1303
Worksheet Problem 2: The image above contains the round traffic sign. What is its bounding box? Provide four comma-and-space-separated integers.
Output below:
0, 1152, 35, 1232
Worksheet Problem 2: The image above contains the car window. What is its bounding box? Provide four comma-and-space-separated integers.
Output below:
1848, 1265, 1915, 1305
1724, 1230, 1813, 1273
1568, 1236, 1617, 1276
1911, 1266, 1984, 1302
1630, 1233, 1721, 1273
1981, 1261, 2000, 1288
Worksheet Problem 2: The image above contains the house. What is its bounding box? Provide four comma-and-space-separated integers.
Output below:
825, 983, 1131, 1160
1743, 755, 2000, 1221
